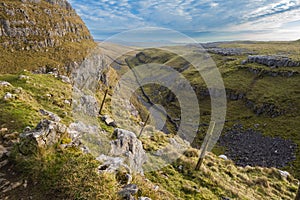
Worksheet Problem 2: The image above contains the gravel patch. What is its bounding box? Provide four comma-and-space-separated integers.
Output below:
219, 124, 297, 168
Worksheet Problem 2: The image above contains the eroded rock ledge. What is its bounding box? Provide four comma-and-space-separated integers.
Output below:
243, 55, 300, 68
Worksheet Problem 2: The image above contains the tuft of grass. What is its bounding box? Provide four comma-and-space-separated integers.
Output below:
11, 145, 120, 200
145, 151, 298, 200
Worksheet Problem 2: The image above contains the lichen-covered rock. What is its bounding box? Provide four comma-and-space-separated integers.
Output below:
118, 184, 138, 200
19, 119, 67, 155
59, 75, 71, 84
97, 154, 130, 173
72, 94, 99, 117
68, 121, 99, 138
110, 129, 147, 174
39, 109, 61, 122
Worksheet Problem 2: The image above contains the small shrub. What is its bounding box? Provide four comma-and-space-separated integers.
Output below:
183, 148, 199, 158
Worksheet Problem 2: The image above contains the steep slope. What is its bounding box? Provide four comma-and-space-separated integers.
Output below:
0, 71, 298, 199
0, 0, 96, 73
0, 0, 299, 199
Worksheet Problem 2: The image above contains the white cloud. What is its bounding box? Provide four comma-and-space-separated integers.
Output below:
210, 2, 219, 8
70, 0, 300, 41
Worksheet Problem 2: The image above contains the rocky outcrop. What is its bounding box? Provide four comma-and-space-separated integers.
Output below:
18, 117, 100, 156
18, 119, 67, 155
243, 55, 300, 68
111, 129, 147, 174
207, 48, 253, 56
101, 115, 117, 127
226, 89, 245, 101
72, 52, 109, 119
98, 129, 147, 175
44, 0, 72, 9
0, 0, 92, 49
196, 86, 285, 117
97, 155, 130, 173
0, 81, 11, 87
0, 0, 95, 73
72, 94, 99, 117
118, 184, 139, 200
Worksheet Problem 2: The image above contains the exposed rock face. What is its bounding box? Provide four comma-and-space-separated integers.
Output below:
197, 87, 285, 117
98, 129, 147, 175
72, 52, 109, 119
101, 115, 117, 127
72, 94, 99, 117
68, 121, 100, 139
244, 55, 300, 68
39, 109, 61, 122
110, 129, 147, 174
44, 0, 72, 9
19, 119, 67, 155
0, 0, 95, 73
207, 48, 253, 56
18, 118, 98, 156
0, 0, 92, 49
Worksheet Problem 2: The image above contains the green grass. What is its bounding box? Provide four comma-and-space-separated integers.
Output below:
146, 151, 298, 200
121, 41, 300, 179
0, 72, 73, 132
11, 145, 121, 199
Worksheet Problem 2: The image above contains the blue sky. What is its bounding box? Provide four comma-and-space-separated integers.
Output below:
69, 0, 300, 42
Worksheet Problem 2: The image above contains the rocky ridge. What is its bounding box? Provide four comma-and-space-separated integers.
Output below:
243, 55, 300, 68
0, 0, 95, 73
0, 0, 91, 50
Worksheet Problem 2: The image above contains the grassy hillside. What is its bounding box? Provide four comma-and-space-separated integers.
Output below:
0, 63, 298, 199
0, 71, 73, 133
0, 1, 299, 196
120, 41, 300, 179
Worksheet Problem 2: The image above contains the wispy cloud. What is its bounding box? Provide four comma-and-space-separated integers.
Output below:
69, 0, 300, 41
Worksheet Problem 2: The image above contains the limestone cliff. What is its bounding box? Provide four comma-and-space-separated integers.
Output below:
0, 0, 96, 73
